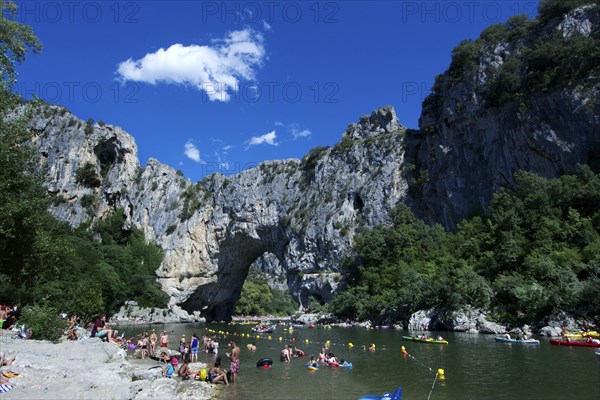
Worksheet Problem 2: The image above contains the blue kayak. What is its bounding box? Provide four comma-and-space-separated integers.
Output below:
495, 337, 540, 344
359, 386, 402, 400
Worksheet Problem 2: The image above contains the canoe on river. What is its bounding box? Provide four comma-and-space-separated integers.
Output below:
402, 336, 448, 345
563, 331, 599, 339
549, 339, 600, 348
495, 337, 540, 344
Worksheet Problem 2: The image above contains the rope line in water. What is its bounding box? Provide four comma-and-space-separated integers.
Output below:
427, 373, 439, 400
406, 353, 433, 373
205, 328, 378, 350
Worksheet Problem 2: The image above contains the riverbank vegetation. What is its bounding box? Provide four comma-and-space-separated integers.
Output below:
332, 168, 600, 325
0, 95, 169, 319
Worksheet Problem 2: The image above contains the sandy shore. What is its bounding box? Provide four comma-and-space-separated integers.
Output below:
0, 334, 219, 399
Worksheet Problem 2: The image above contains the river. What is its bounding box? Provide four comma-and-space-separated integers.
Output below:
121, 322, 600, 399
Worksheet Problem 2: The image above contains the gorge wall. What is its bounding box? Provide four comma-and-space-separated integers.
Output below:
26, 4, 599, 319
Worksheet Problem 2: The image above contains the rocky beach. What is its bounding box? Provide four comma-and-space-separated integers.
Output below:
0, 335, 218, 399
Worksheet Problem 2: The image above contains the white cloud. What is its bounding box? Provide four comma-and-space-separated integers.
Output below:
277, 122, 312, 139
116, 29, 265, 102
184, 140, 202, 163
263, 20, 272, 31
248, 130, 278, 146
223, 145, 233, 151
291, 127, 312, 139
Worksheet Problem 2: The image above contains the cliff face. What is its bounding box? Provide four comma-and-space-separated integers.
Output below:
27, 104, 408, 320
25, 5, 600, 319
406, 4, 600, 228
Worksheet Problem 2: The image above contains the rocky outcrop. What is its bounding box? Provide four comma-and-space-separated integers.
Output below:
27, 104, 408, 320
111, 301, 205, 324
406, 4, 600, 229
408, 308, 507, 334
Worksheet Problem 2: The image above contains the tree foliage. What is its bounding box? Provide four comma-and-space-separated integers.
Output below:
333, 168, 600, 325
0, 0, 42, 88
235, 268, 297, 316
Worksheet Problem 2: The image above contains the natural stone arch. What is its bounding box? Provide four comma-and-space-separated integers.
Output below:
180, 224, 289, 321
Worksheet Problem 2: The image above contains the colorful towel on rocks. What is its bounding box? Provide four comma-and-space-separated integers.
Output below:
0, 384, 15, 393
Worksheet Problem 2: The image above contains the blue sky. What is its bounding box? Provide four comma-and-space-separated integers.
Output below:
14, 1, 539, 182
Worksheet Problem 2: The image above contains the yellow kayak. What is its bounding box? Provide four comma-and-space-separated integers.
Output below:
563, 331, 599, 339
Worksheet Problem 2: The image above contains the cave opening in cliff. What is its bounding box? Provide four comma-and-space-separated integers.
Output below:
93, 138, 120, 178
353, 193, 364, 212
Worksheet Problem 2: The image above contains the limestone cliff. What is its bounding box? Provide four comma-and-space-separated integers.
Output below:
24, 4, 600, 320
405, 3, 600, 228
27, 103, 407, 320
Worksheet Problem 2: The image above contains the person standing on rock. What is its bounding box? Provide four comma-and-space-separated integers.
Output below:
149, 330, 157, 354
160, 331, 169, 349
226, 341, 240, 383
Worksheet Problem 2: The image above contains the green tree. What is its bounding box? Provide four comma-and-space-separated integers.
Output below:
0, 0, 42, 88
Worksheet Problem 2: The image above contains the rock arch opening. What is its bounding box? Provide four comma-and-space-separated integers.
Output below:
180, 224, 290, 321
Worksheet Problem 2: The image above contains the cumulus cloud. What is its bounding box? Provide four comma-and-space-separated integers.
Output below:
184, 140, 202, 162
116, 29, 266, 102
248, 130, 278, 146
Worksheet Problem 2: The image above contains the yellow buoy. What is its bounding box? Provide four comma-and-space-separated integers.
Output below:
438, 369, 445, 379
268, 336, 272, 340
305, 339, 309, 344
279, 337, 283, 341
348, 342, 354, 347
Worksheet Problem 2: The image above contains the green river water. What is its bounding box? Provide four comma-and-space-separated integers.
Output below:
122, 322, 600, 400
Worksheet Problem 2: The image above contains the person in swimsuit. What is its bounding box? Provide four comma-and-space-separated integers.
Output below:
226, 341, 240, 383
140, 334, 149, 359
149, 330, 157, 354
160, 331, 169, 348
208, 356, 228, 385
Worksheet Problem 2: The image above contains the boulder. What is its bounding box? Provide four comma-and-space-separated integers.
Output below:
408, 307, 507, 333
132, 367, 163, 382
408, 310, 433, 331
538, 326, 563, 337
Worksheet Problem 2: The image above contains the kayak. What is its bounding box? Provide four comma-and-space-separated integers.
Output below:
360, 386, 402, 400
402, 336, 448, 345
549, 339, 600, 347
495, 337, 540, 344
563, 331, 600, 339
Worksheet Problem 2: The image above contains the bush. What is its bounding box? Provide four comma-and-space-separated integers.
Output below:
84, 118, 94, 135
75, 162, 101, 188
537, 0, 594, 24
19, 304, 64, 342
